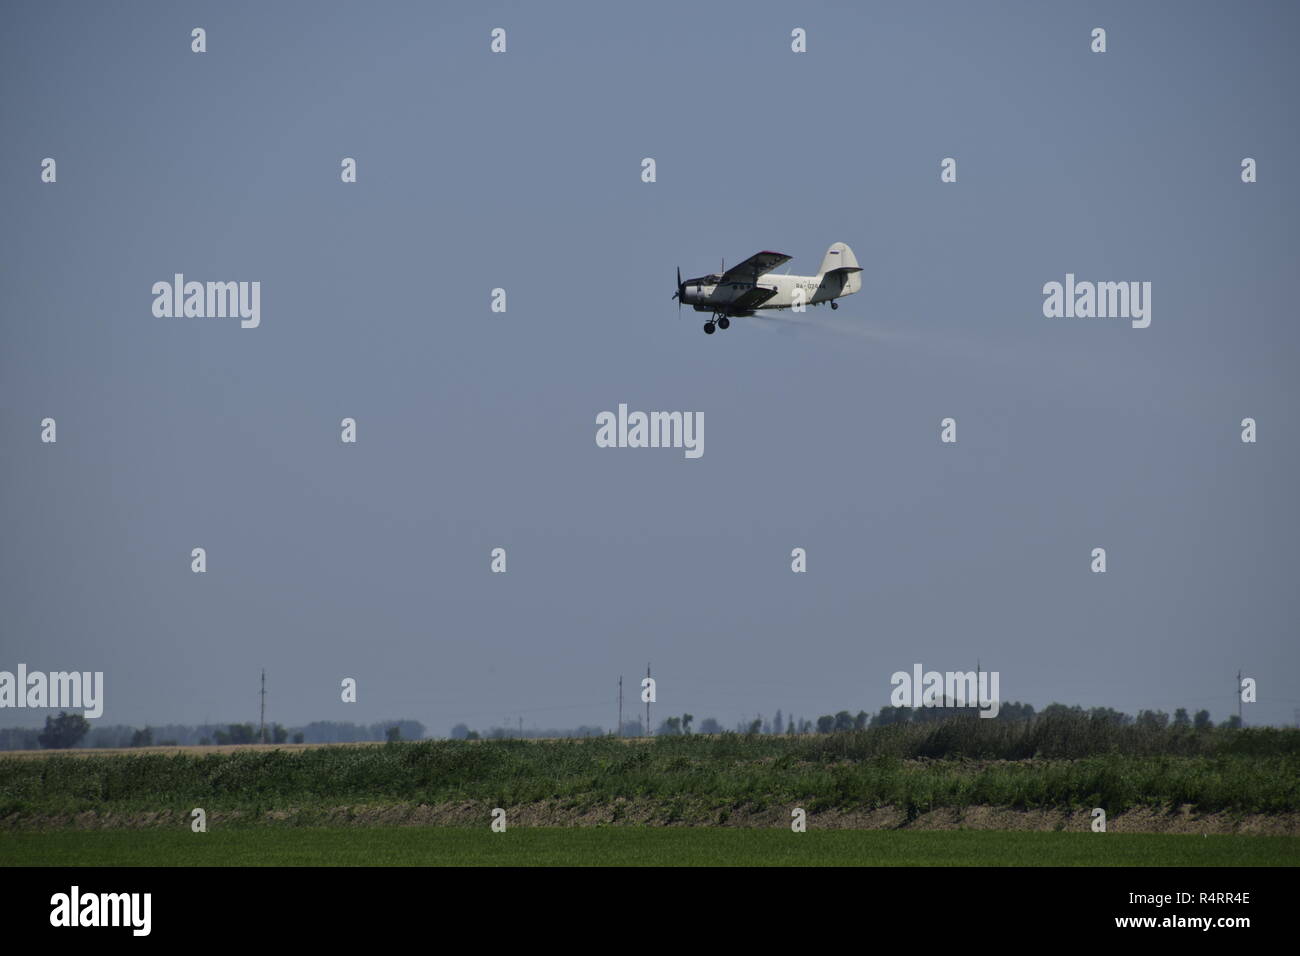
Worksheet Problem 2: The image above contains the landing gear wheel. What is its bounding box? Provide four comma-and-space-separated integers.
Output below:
703, 322, 716, 334
717, 316, 730, 330
830, 301, 838, 310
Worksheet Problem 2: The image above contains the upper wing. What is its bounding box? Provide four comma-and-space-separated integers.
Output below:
720, 251, 791, 283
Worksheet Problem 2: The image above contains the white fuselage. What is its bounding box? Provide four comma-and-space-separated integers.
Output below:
682, 270, 855, 313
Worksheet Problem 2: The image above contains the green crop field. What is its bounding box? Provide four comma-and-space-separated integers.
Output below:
3, 721, 1299, 829
3, 827, 1297, 867
4, 720, 1297, 875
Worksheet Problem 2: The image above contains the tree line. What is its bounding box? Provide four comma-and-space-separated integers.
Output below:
1, 716, 426, 750
454, 703, 1244, 740
5, 702, 1247, 751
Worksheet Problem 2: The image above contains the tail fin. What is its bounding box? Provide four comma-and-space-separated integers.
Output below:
818, 242, 862, 295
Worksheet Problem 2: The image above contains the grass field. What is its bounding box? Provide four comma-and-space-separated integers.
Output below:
4, 725, 1298, 828
4, 827, 1297, 867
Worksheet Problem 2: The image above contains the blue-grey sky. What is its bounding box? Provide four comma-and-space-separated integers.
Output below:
2, 0, 1297, 734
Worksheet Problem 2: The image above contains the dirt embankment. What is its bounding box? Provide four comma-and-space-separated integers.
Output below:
4, 801, 1296, 835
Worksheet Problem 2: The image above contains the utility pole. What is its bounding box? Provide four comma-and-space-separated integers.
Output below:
259, 669, 266, 744
518, 715, 523, 738
618, 675, 623, 738
1237, 669, 1243, 727
645, 663, 652, 737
